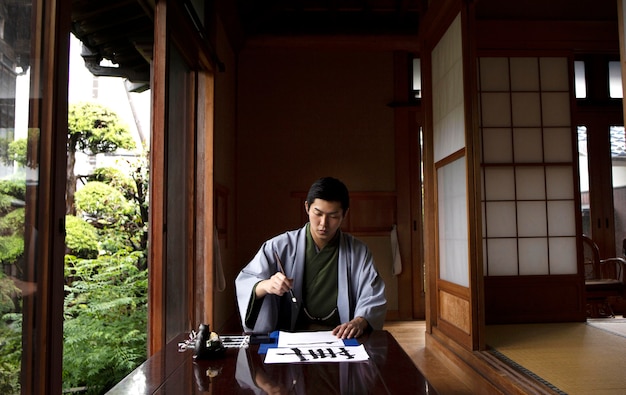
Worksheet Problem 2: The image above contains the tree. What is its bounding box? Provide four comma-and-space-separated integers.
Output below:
67, 102, 136, 215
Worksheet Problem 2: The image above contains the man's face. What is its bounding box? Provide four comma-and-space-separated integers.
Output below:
305, 198, 347, 248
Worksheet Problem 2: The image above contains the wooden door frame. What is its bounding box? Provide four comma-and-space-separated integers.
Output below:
149, 0, 216, 355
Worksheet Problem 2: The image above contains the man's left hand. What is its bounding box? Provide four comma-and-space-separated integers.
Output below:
332, 317, 368, 339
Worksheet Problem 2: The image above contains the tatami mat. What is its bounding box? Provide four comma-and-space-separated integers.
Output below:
486, 321, 626, 394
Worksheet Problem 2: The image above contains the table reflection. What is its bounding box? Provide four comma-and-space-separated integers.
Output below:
111, 331, 436, 394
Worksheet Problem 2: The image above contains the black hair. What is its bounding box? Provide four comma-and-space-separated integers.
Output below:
306, 177, 350, 214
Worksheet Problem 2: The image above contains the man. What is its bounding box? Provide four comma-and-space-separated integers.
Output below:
235, 177, 386, 339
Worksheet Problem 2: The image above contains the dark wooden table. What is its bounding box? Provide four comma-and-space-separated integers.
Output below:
107, 330, 437, 394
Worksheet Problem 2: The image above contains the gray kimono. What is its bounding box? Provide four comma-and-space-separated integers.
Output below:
235, 224, 387, 334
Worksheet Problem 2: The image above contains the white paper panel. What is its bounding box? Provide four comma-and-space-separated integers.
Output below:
480, 57, 510, 91
518, 238, 549, 275
486, 238, 519, 275
540, 58, 569, 91
546, 166, 574, 199
481, 93, 511, 127
512, 92, 541, 126
432, 14, 465, 163
548, 201, 576, 236
541, 92, 570, 126
517, 201, 547, 237
549, 237, 577, 274
544, 128, 573, 162
438, 157, 469, 287
510, 57, 539, 91
513, 128, 543, 162
486, 201, 517, 237
516, 167, 546, 200
482, 128, 512, 163
484, 167, 515, 200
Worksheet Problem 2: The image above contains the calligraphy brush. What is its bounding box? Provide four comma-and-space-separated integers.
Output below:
273, 250, 297, 304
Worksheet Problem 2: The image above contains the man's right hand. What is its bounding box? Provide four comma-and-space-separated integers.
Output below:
255, 272, 294, 299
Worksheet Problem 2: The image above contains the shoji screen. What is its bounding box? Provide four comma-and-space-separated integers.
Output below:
434, 14, 469, 288
479, 57, 577, 277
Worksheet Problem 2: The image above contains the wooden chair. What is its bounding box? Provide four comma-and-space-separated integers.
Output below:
582, 235, 626, 318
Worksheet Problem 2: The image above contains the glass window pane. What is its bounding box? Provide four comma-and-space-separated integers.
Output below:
578, 126, 591, 236
412, 57, 422, 99
612, 125, 626, 256
574, 61, 587, 98
0, 1, 37, 392
608, 61, 623, 99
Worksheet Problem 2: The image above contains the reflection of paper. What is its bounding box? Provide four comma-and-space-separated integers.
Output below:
277, 331, 344, 348
264, 344, 369, 364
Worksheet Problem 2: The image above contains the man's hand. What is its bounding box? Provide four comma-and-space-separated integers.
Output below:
332, 316, 369, 339
255, 272, 294, 299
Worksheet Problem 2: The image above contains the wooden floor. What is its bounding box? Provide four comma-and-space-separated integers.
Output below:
384, 321, 476, 394
384, 319, 626, 395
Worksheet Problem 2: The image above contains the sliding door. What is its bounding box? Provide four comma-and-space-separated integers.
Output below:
422, 3, 483, 350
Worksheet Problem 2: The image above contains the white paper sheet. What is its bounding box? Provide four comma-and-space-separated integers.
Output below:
276, 331, 344, 348
264, 344, 370, 364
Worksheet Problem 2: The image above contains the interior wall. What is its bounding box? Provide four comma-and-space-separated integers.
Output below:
235, 48, 399, 316
212, 15, 238, 332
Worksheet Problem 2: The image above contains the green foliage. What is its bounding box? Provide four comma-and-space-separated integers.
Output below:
0, 312, 22, 394
61, 153, 150, 394
68, 102, 136, 155
74, 181, 133, 227
65, 215, 99, 259
0, 179, 26, 202
88, 167, 135, 198
0, 208, 24, 236
0, 194, 14, 216
7, 139, 27, 168
0, 137, 30, 169
0, 274, 20, 315
63, 251, 147, 394
0, 236, 23, 265
0, 137, 11, 167
0, 274, 21, 394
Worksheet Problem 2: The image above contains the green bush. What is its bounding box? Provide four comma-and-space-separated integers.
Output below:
0, 314, 22, 394
88, 167, 136, 201
0, 180, 26, 202
0, 274, 22, 394
63, 251, 147, 394
0, 194, 14, 216
74, 181, 133, 227
0, 208, 24, 237
0, 236, 23, 265
65, 215, 99, 259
